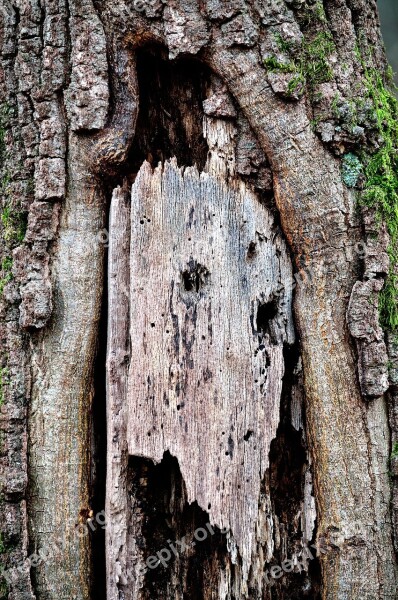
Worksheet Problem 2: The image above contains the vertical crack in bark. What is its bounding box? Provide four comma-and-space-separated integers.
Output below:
90, 268, 108, 600
267, 342, 320, 600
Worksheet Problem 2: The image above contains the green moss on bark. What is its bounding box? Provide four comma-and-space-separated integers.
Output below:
265, 31, 335, 94
392, 442, 398, 459
0, 366, 9, 407
0, 257, 12, 297
263, 55, 296, 74
1, 204, 26, 244
0, 533, 9, 598
0, 104, 25, 245
361, 67, 398, 330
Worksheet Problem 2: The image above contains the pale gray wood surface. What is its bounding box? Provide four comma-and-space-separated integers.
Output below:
106, 186, 131, 600
127, 158, 294, 581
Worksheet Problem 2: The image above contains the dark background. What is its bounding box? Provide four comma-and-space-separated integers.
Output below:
378, 0, 398, 86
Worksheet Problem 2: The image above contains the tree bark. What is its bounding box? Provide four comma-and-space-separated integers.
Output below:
1, 1, 397, 599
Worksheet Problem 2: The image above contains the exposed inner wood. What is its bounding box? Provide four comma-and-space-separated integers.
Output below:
106, 185, 131, 600
105, 55, 316, 599
127, 157, 293, 582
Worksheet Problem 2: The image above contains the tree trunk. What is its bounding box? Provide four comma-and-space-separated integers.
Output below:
1, 1, 397, 599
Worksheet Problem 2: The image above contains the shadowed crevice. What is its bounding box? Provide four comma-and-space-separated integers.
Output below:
128, 452, 230, 600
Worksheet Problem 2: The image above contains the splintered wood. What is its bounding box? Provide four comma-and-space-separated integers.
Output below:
123, 159, 294, 578
106, 186, 132, 600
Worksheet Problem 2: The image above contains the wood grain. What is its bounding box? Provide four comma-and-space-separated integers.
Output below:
106, 185, 131, 600
127, 158, 294, 580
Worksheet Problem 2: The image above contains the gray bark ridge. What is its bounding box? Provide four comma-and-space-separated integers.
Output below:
1, 1, 138, 599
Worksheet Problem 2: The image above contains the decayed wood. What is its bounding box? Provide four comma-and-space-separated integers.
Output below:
106, 185, 131, 600
127, 158, 294, 588
105, 107, 314, 599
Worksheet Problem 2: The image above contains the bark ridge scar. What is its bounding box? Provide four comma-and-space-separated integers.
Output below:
347, 279, 389, 398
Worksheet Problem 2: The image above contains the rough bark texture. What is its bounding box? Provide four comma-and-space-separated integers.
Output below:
1, 0, 398, 599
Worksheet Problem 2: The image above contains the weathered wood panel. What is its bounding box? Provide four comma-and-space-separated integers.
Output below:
106, 185, 131, 600
127, 158, 294, 583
